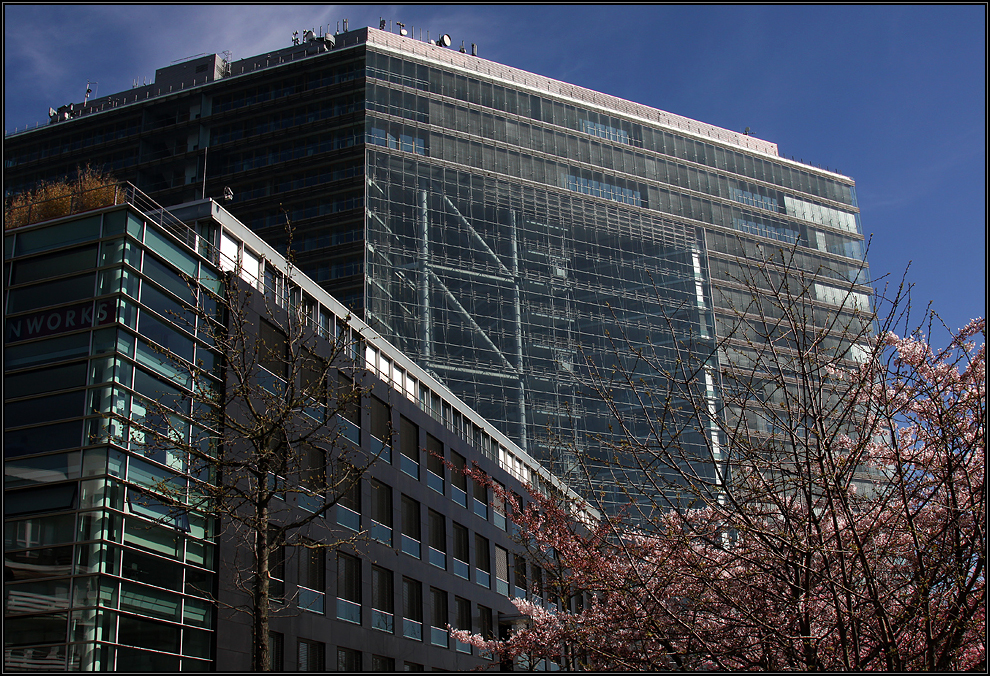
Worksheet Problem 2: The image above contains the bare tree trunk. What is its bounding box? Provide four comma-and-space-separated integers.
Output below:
253, 504, 270, 671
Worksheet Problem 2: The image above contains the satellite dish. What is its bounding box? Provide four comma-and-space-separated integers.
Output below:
436, 33, 451, 48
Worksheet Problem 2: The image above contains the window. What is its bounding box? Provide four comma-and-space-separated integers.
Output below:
300, 443, 325, 496
402, 577, 423, 640
473, 478, 488, 520
297, 638, 325, 671
370, 479, 392, 545
336, 463, 360, 531
336, 646, 361, 671
268, 631, 284, 670
475, 534, 491, 588
336, 373, 361, 444
297, 443, 328, 512
452, 522, 469, 579
399, 415, 419, 478
478, 604, 494, 659
426, 433, 444, 494
532, 565, 543, 603
269, 528, 285, 600
336, 552, 361, 624
265, 430, 289, 493
493, 481, 506, 530
514, 555, 527, 597
371, 655, 394, 670
428, 510, 446, 569
400, 495, 421, 558
455, 596, 472, 653
300, 348, 326, 397
430, 587, 449, 647
371, 566, 394, 633
370, 395, 391, 461
6, 483, 78, 517
495, 546, 510, 596
298, 540, 325, 613
509, 491, 522, 536
259, 320, 287, 378
451, 452, 467, 507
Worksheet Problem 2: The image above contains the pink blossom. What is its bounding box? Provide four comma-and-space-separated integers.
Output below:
455, 319, 985, 671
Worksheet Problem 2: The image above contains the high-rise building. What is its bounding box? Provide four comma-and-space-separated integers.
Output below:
5, 24, 870, 510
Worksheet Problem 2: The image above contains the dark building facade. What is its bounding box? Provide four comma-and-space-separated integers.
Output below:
4, 190, 590, 671
4, 25, 871, 511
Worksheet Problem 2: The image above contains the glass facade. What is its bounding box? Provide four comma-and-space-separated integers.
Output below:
4, 206, 219, 671
360, 36, 869, 509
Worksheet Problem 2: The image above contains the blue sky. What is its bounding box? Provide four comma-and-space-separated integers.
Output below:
4, 5, 985, 341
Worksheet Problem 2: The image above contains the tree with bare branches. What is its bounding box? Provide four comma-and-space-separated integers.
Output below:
107, 251, 379, 670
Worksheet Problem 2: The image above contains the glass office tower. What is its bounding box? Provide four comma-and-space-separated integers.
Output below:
358, 30, 868, 506
4, 25, 870, 510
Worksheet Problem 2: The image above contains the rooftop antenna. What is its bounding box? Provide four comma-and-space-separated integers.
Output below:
380, 18, 386, 30
83, 81, 96, 105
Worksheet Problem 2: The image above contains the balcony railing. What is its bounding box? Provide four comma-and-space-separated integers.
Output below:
431, 626, 449, 648
427, 470, 444, 495
336, 597, 361, 624
298, 587, 325, 614
337, 505, 360, 531
402, 618, 423, 641
401, 534, 421, 559
428, 547, 446, 570
372, 609, 394, 633
371, 521, 392, 546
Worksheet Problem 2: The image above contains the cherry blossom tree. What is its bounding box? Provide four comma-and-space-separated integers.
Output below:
454, 304, 985, 670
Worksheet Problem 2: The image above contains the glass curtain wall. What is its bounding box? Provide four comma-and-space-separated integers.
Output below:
4, 206, 220, 671
362, 46, 869, 513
